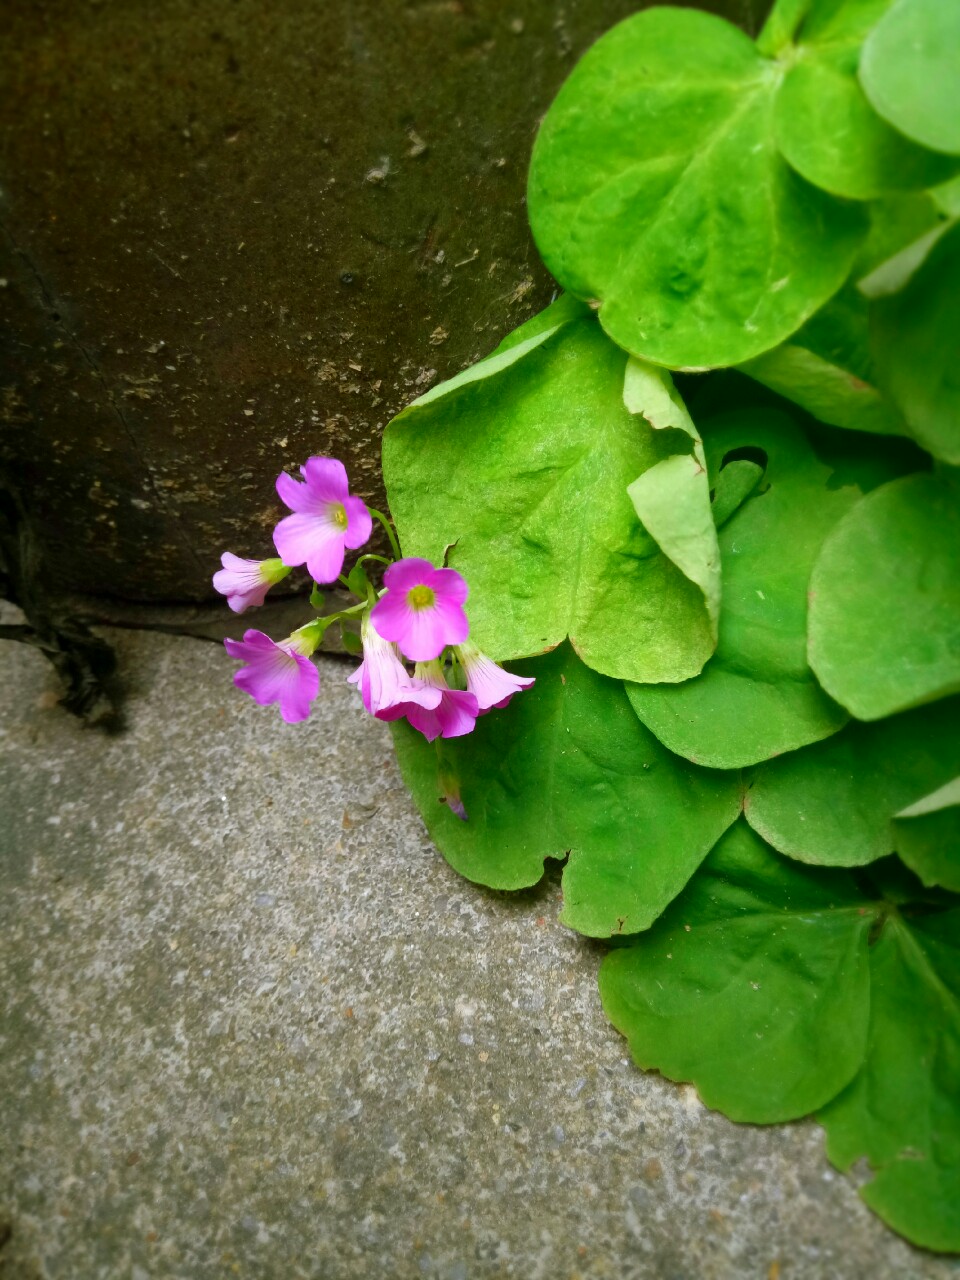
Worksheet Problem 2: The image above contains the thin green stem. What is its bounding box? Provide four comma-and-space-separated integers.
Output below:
755, 0, 809, 58
368, 507, 402, 561
338, 599, 371, 618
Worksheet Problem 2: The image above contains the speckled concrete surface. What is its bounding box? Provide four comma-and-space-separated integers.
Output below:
1, 631, 957, 1280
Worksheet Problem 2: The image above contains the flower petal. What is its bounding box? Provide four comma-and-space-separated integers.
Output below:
461, 648, 535, 712
225, 629, 276, 657
402, 701, 443, 741
382, 557, 436, 594
302, 456, 349, 502
436, 688, 479, 738
400, 608, 450, 661
428, 566, 469, 607
224, 630, 319, 721
278, 653, 320, 722
276, 470, 311, 513
213, 554, 272, 613
305, 530, 346, 585
273, 512, 346, 583
342, 495, 373, 550
273, 512, 319, 565
431, 595, 470, 649
370, 590, 416, 645
219, 551, 252, 573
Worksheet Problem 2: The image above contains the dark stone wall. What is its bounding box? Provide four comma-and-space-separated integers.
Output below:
1, 0, 769, 605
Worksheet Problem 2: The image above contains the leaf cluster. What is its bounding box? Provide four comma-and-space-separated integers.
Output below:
382, 0, 960, 1252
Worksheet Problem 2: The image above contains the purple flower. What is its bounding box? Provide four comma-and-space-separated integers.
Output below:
212, 554, 290, 614
224, 628, 319, 723
398, 660, 478, 742
347, 613, 442, 719
370, 557, 469, 662
273, 457, 372, 585
456, 641, 535, 712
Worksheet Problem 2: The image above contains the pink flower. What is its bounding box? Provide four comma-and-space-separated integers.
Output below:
347, 613, 442, 719
273, 457, 372, 584
456, 641, 535, 712
395, 660, 478, 742
212, 554, 290, 613
223, 628, 319, 723
370, 557, 469, 662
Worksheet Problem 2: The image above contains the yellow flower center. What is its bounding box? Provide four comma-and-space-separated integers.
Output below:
407, 584, 435, 610
330, 503, 348, 530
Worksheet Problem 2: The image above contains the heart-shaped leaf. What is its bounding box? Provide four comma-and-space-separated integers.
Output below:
860, 0, 960, 155
737, 284, 906, 436
382, 303, 717, 684
808, 470, 960, 719
746, 696, 960, 865
600, 822, 960, 1251
819, 898, 960, 1253
893, 779, 960, 892
738, 193, 944, 433
599, 822, 874, 1123
774, 0, 959, 199
626, 409, 887, 768
391, 644, 741, 938
527, 6, 867, 369
871, 220, 960, 465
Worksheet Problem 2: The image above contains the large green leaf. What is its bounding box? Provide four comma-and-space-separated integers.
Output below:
626, 410, 879, 769
745, 696, 960, 866
894, 779, 960, 892
808, 470, 960, 719
738, 194, 944, 434
527, 6, 867, 369
391, 645, 741, 938
819, 904, 960, 1253
382, 305, 717, 684
737, 284, 906, 436
600, 823, 960, 1251
860, 0, 960, 155
774, 0, 959, 199
599, 822, 874, 1123
871, 220, 960, 465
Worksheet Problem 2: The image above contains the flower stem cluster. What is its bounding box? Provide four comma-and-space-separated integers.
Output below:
214, 456, 534, 762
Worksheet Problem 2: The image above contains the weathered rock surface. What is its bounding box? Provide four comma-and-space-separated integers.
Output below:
2, 0, 768, 603
0, 628, 954, 1278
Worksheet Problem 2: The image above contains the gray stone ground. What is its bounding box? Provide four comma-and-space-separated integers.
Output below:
1, 630, 957, 1280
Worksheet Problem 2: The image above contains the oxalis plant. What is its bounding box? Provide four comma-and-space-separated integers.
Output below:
214, 0, 960, 1253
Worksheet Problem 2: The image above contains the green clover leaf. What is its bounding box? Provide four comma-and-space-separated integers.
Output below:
625, 409, 906, 768
527, 7, 867, 369
893, 779, 960, 892
391, 644, 741, 938
383, 301, 718, 684
774, 0, 959, 199
808, 470, 960, 719
860, 0, 960, 155
871, 221, 960, 466
746, 696, 960, 866
600, 822, 960, 1251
